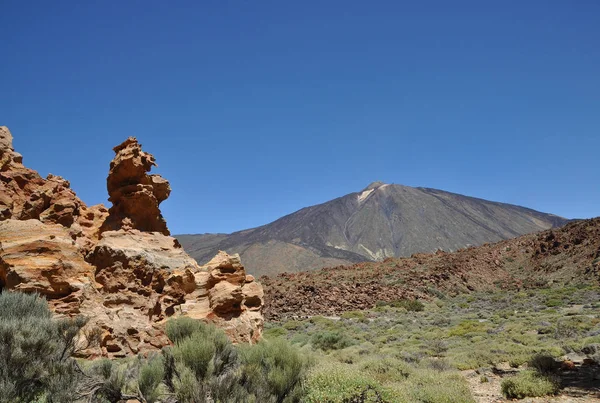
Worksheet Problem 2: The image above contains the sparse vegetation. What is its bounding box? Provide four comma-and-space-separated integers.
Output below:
2, 284, 599, 402
501, 370, 559, 398
268, 285, 600, 401
0, 291, 90, 403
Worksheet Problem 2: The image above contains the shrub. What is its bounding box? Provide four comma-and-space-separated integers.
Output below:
80, 358, 134, 402
138, 354, 165, 403
311, 331, 355, 351
264, 326, 288, 338
167, 318, 245, 402
528, 354, 558, 374
165, 316, 204, 344
391, 299, 425, 312
545, 298, 562, 307
240, 338, 311, 402
341, 311, 367, 320
283, 320, 304, 331
304, 363, 402, 403
399, 368, 476, 403
501, 371, 559, 398
173, 321, 238, 377
359, 357, 412, 383
165, 317, 310, 402
0, 291, 89, 403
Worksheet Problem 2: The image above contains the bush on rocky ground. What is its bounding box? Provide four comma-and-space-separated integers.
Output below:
0, 291, 89, 403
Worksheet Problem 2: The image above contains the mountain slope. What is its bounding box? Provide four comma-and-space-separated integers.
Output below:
177, 182, 568, 276
261, 217, 600, 320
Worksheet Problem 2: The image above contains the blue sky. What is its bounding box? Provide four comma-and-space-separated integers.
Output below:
2, 1, 599, 234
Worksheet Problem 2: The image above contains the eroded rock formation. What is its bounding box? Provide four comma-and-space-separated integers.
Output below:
100, 137, 170, 235
0, 126, 264, 357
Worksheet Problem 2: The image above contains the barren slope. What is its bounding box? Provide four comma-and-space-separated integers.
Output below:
178, 182, 567, 276
260, 217, 600, 320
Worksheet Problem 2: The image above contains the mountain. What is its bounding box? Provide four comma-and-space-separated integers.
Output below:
177, 182, 568, 277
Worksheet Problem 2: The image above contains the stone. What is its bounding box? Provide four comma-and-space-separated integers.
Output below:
204, 251, 247, 287
209, 281, 244, 313
0, 128, 264, 357
0, 219, 94, 298
100, 137, 170, 235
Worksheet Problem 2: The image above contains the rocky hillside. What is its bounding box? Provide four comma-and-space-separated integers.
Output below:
261, 217, 600, 320
178, 182, 567, 276
0, 126, 264, 358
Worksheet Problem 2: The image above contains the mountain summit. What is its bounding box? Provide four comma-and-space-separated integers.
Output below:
177, 183, 568, 276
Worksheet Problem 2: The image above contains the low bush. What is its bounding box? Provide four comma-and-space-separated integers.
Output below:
528, 354, 558, 374
138, 354, 165, 403
0, 291, 89, 403
304, 363, 402, 403
311, 331, 355, 351
240, 338, 311, 402
501, 371, 559, 398
165, 317, 312, 402
391, 299, 425, 312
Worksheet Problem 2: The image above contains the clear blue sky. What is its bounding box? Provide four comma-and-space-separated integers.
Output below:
2, 1, 599, 234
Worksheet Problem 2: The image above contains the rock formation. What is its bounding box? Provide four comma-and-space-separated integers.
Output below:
0, 126, 264, 358
100, 137, 170, 235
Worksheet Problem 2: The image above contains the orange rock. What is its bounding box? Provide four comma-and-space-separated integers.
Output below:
0, 127, 264, 357
100, 137, 170, 235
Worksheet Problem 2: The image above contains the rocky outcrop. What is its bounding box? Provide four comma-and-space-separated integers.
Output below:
100, 137, 170, 235
201, 251, 264, 343
0, 219, 94, 299
0, 127, 264, 358
0, 126, 84, 226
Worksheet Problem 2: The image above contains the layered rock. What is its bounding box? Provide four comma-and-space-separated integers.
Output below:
100, 137, 170, 235
0, 127, 264, 358
0, 219, 94, 299
0, 126, 109, 250
200, 251, 264, 343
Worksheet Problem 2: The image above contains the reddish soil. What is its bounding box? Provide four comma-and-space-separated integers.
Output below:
261, 218, 600, 320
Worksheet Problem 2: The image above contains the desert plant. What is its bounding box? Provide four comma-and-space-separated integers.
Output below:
311, 331, 355, 351
0, 291, 89, 403
501, 370, 559, 398
528, 354, 558, 374
138, 354, 165, 403
304, 363, 400, 403
240, 338, 311, 402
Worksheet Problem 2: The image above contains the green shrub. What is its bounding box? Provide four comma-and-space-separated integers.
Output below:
0, 292, 88, 403
264, 326, 288, 338
171, 321, 238, 381
341, 311, 366, 320
391, 299, 425, 312
165, 318, 311, 402
283, 320, 304, 331
81, 358, 133, 402
545, 298, 562, 307
167, 318, 245, 402
501, 371, 559, 398
240, 338, 311, 402
138, 354, 165, 403
311, 331, 355, 351
528, 354, 558, 374
359, 357, 412, 383
165, 316, 204, 344
398, 368, 476, 403
304, 363, 401, 403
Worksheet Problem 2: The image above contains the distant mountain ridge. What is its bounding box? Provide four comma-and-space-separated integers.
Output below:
177, 182, 568, 276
